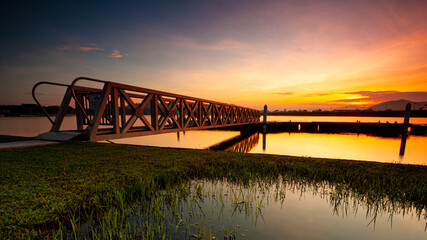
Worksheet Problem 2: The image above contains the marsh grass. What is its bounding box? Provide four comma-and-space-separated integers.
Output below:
53, 178, 426, 239
1, 141, 426, 238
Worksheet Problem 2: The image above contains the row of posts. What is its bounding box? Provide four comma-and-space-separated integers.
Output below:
176, 103, 411, 156
261, 104, 412, 156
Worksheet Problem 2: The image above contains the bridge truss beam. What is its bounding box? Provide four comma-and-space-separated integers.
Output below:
33, 77, 260, 141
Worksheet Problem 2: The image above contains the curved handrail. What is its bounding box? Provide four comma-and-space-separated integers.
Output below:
32, 81, 70, 125
70, 77, 109, 126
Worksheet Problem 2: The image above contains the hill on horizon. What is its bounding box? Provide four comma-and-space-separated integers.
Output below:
369, 99, 427, 111
338, 99, 427, 111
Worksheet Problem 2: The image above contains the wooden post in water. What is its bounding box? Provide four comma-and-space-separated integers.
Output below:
399, 103, 411, 156
403, 103, 411, 128
263, 105, 267, 132
263, 105, 267, 124
262, 105, 267, 151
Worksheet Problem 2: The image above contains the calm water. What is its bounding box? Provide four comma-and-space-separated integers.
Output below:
1, 116, 426, 165
125, 179, 426, 240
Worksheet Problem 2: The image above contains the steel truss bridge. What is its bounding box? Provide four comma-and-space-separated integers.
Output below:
33, 77, 260, 141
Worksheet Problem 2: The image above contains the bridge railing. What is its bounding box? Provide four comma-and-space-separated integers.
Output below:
33, 77, 260, 141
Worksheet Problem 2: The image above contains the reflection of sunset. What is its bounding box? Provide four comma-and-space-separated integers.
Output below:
3, 114, 425, 164
250, 133, 427, 165
109, 130, 240, 149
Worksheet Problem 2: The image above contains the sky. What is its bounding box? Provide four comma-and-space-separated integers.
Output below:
1, 0, 427, 110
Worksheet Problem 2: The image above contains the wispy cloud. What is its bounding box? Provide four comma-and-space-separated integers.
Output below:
109, 50, 127, 58
304, 103, 336, 106
55, 44, 104, 51
329, 98, 371, 103
272, 92, 293, 95
347, 91, 427, 102
331, 91, 427, 103
305, 93, 329, 97
55, 44, 127, 59
298, 45, 308, 51
78, 46, 104, 51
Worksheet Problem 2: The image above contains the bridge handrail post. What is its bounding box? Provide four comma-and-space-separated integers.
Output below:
32, 81, 71, 125
69, 77, 109, 126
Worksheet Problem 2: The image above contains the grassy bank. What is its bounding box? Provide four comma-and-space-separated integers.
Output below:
1, 141, 426, 238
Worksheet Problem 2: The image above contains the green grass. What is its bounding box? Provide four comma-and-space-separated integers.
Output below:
1, 141, 426, 238
0, 135, 32, 143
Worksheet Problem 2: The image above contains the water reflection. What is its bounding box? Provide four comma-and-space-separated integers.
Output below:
263, 132, 266, 152
207, 132, 259, 153
400, 134, 408, 157
248, 132, 427, 165
202, 130, 425, 165
73, 178, 426, 239
1, 116, 426, 165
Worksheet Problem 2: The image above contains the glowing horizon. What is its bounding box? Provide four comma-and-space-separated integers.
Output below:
1, 0, 427, 110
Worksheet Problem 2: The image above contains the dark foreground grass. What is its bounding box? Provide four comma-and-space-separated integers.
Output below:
0, 135, 32, 143
1, 142, 426, 238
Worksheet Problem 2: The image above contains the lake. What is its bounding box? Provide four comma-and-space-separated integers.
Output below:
1, 116, 426, 165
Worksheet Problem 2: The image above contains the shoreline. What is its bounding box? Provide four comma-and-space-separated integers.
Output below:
1, 112, 427, 118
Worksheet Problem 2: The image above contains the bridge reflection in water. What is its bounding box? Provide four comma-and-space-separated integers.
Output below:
206, 132, 260, 153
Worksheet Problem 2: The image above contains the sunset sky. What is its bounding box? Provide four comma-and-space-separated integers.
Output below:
1, 0, 427, 110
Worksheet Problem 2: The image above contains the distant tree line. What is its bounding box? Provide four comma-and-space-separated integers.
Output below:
0, 104, 75, 117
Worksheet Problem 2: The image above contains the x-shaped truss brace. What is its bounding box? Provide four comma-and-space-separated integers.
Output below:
119, 89, 154, 133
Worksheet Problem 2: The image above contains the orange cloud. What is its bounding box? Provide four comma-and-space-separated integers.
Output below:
110, 50, 127, 58
298, 45, 308, 50
344, 91, 427, 102
55, 44, 104, 51
325, 91, 427, 107
78, 46, 104, 51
